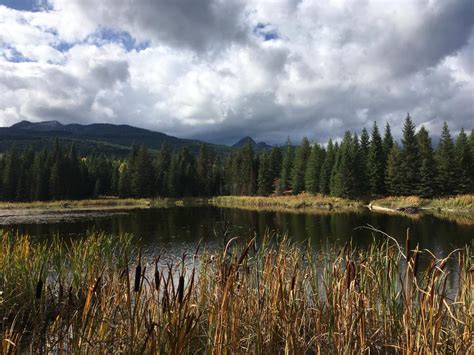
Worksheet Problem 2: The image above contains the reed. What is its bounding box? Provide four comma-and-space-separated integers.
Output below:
0, 229, 472, 353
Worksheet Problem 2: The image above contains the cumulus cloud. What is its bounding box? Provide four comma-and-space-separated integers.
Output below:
0, 0, 472, 145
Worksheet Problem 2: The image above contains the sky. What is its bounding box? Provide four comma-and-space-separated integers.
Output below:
0, 0, 472, 145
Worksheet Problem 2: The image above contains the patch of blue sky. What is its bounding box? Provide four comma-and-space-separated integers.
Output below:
0, 0, 51, 11
85, 27, 150, 52
1, 45, 33, 62
253, 23, 279, 42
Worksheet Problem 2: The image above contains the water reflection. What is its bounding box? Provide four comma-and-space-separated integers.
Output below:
3, 206, 472, 259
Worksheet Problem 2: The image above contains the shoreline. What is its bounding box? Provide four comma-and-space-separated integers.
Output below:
0, 194, 472, 224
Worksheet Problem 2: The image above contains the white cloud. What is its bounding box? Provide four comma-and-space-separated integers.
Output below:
0, 1, 472, 144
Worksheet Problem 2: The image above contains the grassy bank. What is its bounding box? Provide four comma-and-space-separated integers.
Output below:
1, 230, 471, 353
211, 194, 363, 211
371, 195, 474, 212
0, 198, 152, 210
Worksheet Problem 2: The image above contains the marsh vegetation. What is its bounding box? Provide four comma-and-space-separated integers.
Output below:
1, 229, 472, 353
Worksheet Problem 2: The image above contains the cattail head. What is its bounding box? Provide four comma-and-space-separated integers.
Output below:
177, 275, 185, 304
35, 278, 43, 300
405, 228, 411, 262
134, 249, 142, 293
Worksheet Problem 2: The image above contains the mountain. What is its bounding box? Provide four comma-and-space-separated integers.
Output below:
0, 120, 231, 156
232, 136, 272, 151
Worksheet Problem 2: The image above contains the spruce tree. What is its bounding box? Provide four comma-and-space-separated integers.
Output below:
382, 122, 394, 162
319, 139, 335, 195
280, 138, 294, 192
2, 146, 19, 201
455, 128, 472, 194
291, 137, 311, 194
435, 122, 457, 195
155, 144, 171, 196
131, 145, 155, 197
330, 132, 354, 198
416, 126, 436, 197
385, 143, 403, 195
358, 128, 370, 195
257, 153, 273, 195
367, 122, 385, 195
399, 114, 419, 195
196, 144, 217, 196
305, 144, 325, 194
269, 146, 282, 183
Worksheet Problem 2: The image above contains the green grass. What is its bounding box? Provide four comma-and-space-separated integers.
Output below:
1, 230, 471, 353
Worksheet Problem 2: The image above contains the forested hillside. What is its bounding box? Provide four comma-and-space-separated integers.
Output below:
0, 120, 231, 156
0, 115, 472, 201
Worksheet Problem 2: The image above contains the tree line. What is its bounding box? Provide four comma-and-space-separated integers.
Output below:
0, 115, 472, 202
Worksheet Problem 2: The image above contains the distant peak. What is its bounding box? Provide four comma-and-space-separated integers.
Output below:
11, 120, 64, 131
232, 136, 257, 147
232, 136, 271, 151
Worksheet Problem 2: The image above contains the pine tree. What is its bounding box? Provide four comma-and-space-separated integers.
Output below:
280, 138, 294, 192
399, 114, 419, 195
455, 128, 472, 194
367, 122, 385, 195
130, 145, 155, 197
319, 139, 335, 195
435, 122, 457, 195
305, 144, 325, 194
385, 143, 403, 195
2, 146, 19, 201
269, 146, 282, 183
196, 144, 217, 196
257, 153, 273, 195
416, 126, 436, 197
330, 132, 354, 198
155, 144, 171, 196
291, 137, 311, 194
382, 122, 394, 162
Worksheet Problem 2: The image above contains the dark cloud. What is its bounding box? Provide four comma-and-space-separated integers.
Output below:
0, 1, 473, 145
52, 0, 248, 52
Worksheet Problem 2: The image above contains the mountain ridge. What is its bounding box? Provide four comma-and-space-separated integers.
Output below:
0, 120, 273, 156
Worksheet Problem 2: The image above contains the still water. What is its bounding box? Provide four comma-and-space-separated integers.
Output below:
2, 206, 472, 260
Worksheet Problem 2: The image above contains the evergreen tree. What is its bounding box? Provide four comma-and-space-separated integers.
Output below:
367, 122, 385, 195
399, 114, 420, 195
455, 128, 472, 194
130, 145, 155, 197
382, 122, 394, 162
257, 153, 273, 196
2, 146, 19, 201
155, 144, 171, 196
118, 164, 131, 197
196, 144, 217, 196
305, 144, 325, 194
416, 126, 436, 197
280, 138, 294, 192
385, 143, 403, 195
330, 132, 355, 198
435, 122, 457, 195
269, 146, 282, 183
291, 137, 311, 194
319, 139, 335, 195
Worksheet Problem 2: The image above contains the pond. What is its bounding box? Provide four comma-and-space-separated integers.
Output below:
2, 206, 472, 261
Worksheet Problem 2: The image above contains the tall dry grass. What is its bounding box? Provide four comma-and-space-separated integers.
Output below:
1, 230, 472, 353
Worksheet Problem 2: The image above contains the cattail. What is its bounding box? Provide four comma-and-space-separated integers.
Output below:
35, 278, 43, 300
413, 245, 420, 278
405, 228, 411, 262
134, 250, 142, 293
345, 261, 356, 290
177, 275, 185, 304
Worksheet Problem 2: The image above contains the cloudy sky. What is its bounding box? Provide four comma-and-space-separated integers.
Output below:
0, 0, 472, 145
